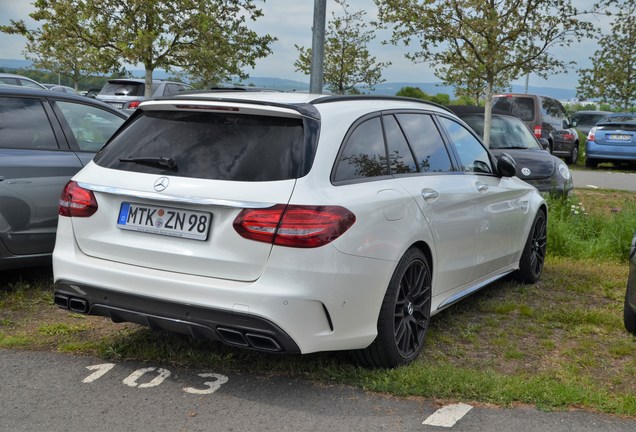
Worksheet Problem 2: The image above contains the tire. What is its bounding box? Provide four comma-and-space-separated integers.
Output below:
625, 292, 636, 335
513, 210, 547, 284
352, 248, 432, 368
585, 158, 598, 168
566, 142, 578, 165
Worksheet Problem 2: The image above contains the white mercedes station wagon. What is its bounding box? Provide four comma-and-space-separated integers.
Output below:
53, 93, 547, 368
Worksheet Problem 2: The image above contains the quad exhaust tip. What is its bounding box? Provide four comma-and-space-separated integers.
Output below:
54, 294, 89, 314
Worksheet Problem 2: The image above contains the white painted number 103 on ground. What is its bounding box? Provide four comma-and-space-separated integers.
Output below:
82, 363, 229, 395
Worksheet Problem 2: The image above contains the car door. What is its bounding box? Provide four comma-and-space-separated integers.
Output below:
389, 112, 479, 292
0, 95, 84, 256
437, 116, 528, 279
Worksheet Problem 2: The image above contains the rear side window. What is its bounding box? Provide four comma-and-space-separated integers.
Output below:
493, 97, 535, 122
0, 97, 58, 150
333, 117, 388, 182
94, 110, 317, 181
55, 101, 126, 152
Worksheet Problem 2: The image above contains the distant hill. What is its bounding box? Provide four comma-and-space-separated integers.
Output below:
0, 58, 577, 100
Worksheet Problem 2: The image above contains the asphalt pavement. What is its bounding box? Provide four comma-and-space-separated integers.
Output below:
571, 168, 636, 192
1, 350, 635, 432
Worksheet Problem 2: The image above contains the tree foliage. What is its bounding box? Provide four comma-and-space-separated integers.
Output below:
395, 86, 450, 105
375, 0, 608, 145
295, 0, 390, 94
577, 2, 636, 111
1, 0, 275, 96
0, 0, 120, 90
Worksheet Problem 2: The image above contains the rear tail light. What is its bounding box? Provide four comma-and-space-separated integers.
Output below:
128, 100, 142, 109
58, 181, 98, 217
533, 125, 542, 138
233, 204, 356, 248
563, 132, 576, 141
587, 127, 596, 142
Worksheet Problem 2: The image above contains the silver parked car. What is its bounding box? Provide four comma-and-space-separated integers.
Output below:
96, 78, 194, 114
0, 86, 128, 270
0, 73, 47, 90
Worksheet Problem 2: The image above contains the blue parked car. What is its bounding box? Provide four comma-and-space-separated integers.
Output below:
585, 113, 636, 168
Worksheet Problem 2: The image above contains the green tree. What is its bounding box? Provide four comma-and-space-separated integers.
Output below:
0, 0, 120, 90
577, 2, 636, 111
295, 0, 390, 94
396, 87, 450, 105
2, 0, 275, 97
376, 0, 607, 146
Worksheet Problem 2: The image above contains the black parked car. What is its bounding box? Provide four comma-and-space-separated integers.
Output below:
625, 233, 636, 335
0, 86, 128, 270
449, 105, 573, 195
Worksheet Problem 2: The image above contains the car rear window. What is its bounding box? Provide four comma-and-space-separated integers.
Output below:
94, 110, 319, 181
492, 97, 535, 122
572, 113, 607, 125
100, 82, 145, 97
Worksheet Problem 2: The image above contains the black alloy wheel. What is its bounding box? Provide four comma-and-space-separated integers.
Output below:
514, 210, 547, 283
352, 248, 432, 368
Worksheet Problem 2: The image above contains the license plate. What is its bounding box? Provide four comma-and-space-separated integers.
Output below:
117, 202, 211, 241
108, 102, 124, 109
608, 133, 631, 141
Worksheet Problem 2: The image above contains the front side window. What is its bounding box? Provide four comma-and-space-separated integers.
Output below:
333, 117, 388, 182
56, 101, 126, 152
0, 97, 58, 150
440, 117, 493, 174
95, 110, 316, 182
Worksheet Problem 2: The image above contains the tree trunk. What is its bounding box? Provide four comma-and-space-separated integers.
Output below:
145, 68, 153, 99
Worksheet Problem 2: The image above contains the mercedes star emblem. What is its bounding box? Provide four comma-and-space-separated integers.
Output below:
154, 177, 170, 192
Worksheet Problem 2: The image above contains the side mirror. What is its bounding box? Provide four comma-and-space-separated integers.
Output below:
538, 138, 550, 150
497, 152, 517, 178
571, 119, 578, 128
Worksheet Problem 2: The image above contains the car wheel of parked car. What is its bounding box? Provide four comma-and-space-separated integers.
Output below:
625, 293, 636, 335
585, 157, 598, 168
566, 143, 578, 165
513, 210, 547, 284
352, 248, 432, 368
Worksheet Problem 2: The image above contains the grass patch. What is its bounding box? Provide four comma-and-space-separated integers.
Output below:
1, 189, 635, 416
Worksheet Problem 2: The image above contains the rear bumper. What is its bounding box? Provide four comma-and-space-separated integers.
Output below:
54, 282, 300, 353
586, 141, 636, 162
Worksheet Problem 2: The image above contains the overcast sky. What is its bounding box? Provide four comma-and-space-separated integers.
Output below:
0, 0, 608, 90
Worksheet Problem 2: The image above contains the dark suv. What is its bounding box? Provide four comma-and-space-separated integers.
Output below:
0, 86, 128, 270
492, 93, 579, 165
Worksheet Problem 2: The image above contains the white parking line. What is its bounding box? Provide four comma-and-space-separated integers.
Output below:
585, 184, 599, 189
423, 403, 473, 427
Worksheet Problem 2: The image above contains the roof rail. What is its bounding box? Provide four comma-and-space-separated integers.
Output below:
309, 94, 453, 113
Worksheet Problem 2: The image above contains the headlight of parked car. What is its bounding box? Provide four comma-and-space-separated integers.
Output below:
558, 163, 571, 180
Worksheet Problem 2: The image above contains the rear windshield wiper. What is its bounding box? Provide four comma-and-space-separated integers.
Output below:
119, 156, 177, 170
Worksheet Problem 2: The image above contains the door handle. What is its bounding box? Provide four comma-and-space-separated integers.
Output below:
421, 189, 439, 201
476, 182, 489, 192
